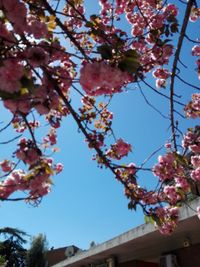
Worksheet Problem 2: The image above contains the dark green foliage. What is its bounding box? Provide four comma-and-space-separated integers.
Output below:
0, 227, 28, 267
26, 234, 48, 267
97, 44, 113, 59
118, 49, 140, 74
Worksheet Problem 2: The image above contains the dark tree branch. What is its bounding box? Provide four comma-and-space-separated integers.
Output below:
43, 0, 90, 60
169, 0, 193, 151
176, 75, 200, 91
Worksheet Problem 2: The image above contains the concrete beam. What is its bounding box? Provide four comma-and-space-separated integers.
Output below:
52, 198, 200, 267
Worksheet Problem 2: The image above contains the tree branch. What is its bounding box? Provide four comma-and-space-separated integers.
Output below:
42, 0, 90, 60
169, 0, 193, 151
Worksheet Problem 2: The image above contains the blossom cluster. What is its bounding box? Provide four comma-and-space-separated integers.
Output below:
0, 158, 63, 199
154, 206, 179, 235
182, 126, 200, 154
106, 139, 132, 160
184, 93, 200, 119
80, 62, 131, 96
192, 45, 200, 79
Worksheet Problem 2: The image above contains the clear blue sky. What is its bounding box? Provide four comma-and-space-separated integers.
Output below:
0, 1, 199, 249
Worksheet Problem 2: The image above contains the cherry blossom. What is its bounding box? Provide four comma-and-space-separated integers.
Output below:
27, 17, 48, 39
153, 153, 178, 181
154, 206, 179, 235
106, 139, 132, 160
184, 94, 200, 119
55, 163, 64, 174
15, 138, 41, 166
191, 168, 200, 182
0, 60, 24, 93
26, 47, 49, 67
0, 160, 13, 173
182, 127, 200, 153
190, 7, 200, 22
192, 45, 200, 56
80, 62, 131, 96
163, 185, 182, 205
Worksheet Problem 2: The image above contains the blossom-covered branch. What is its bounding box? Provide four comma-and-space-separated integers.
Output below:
0, 0, 199, 235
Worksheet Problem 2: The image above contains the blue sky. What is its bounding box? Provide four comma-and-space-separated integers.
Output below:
0, 0, 199, 250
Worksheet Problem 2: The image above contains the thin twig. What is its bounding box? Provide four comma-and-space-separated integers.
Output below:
176, 75, 200, 91
0, 135, 22, 145
43, 0, 90, 60
138, 83, 169, 119
139, 144, 164, 169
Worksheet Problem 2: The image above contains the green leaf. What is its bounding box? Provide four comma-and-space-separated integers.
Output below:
97, 44, 112, 59
118, 49, 140, 74
124, 49, 139, 58
118, 58, 140, 74
85, 21, 94, 28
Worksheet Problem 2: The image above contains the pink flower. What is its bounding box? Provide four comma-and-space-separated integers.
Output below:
127, 163, 137, 175
35, 104, 50, 115
3, 97, 31, 114
115, 139, 131, 157
184, 93, 200, 119
191, 155, 200, 168
3, 99, 18, 114
164, 4, 178, 17
190, 8, 200, 22
131, 25, 144, 36
15, 138, 41, 165
175, 177, 190, 192
0, 160, 12, 172
164, 185, 182, 204
182, 127, 200, 153
106, 139, 131, 160
26, 47, 49, 67
153, 68, 170, 79
155, 79, 166, 89
162, 45, 174, 60
2, 0, 27, 33
80, 62, 131, 96
150, 14, 164, 30
26, 164, 53, 198
142, 191, 158, 205
55, 163, 63, 174
86, 132, 104, 149
0, 59, 24, 93
27, 18, 48, 39
192, 45, 200, 56
191, 168, 200, 182
44, 128, 57, 145
190, 144, 200, 154
153, 153, 182, 181
155, 206, 179, 235
165, 143, 171, 149
0, 178, 16, 199
11, 170, 27, 191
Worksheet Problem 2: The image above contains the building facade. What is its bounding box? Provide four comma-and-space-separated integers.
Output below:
49, 198, 200, 267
